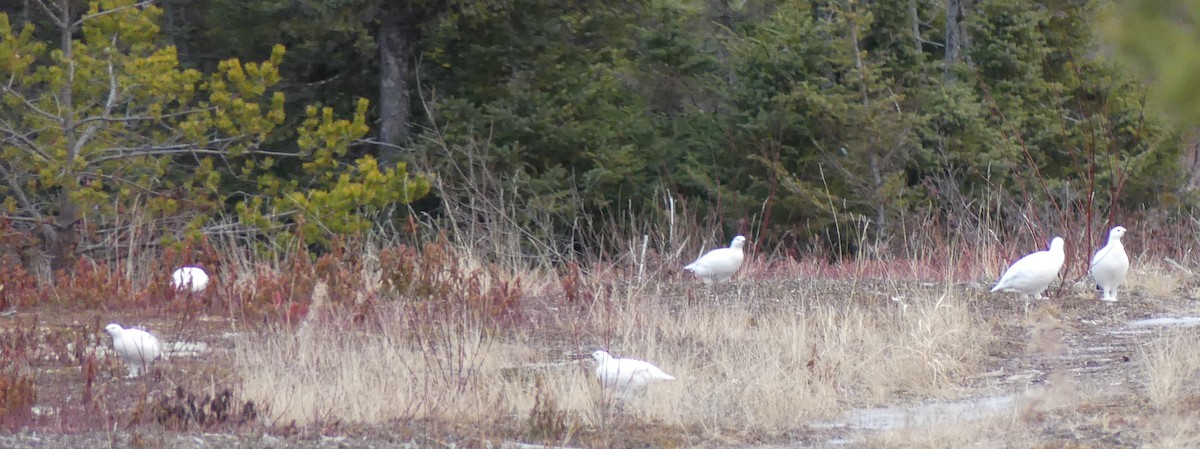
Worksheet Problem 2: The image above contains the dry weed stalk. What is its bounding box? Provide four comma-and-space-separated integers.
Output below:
1140, 330, 1200, 412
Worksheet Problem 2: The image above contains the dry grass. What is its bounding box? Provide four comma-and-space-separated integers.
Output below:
1139, 330, 1200, 412
236, 318, 508, 426
1146, 414, 1200, 449
234, 266, 991, 442
1125, 266, 1185, 299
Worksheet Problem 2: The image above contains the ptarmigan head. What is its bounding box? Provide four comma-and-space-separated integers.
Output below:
1049, 237, 1064, 252
104, 323, 124, 336
1108, 226, 1126, 242
591, 350, 612, 363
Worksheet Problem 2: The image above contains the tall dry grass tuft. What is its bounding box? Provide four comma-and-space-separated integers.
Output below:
1139, 330, 1200, 411
1125, 265, 1185, 299
236, 312, 507, 426
1147, 414, 1200, 449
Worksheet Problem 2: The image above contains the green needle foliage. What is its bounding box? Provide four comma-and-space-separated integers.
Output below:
412, 0, 1179, 256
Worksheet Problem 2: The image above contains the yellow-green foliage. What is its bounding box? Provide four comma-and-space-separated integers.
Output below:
0, 0, 427, 256
238, 98, 431, 247
292, 156, 429, 236
0, 0, 279, 227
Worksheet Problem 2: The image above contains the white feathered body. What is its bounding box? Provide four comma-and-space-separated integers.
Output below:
171, 266, 209, 293
591, 350, 674, 399
684, 236, 747, 284
991, 237, 1065, 299
105, 323, 163, 378
1090, 226, 1129, 302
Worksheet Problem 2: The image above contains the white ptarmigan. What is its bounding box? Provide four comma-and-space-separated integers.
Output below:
684, 235, 747, 284
171, 266, 209, 293
104, 323, 163, 378
1090, 226, 1129, 302
991, 236, 1066, 299
591, 350, 675, 400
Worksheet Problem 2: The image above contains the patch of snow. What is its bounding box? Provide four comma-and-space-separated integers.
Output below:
164, 341, 209, 357
812, 395, 1016, 432
1126, 317, 1200, 328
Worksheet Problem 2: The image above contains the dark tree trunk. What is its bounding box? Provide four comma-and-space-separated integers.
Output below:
46, 190, 80, 272
159, 0, 194, 61
944, 0, 971, 81
49, 0, 80, 272
377, 12, 411, 164
910, 0, 922, 55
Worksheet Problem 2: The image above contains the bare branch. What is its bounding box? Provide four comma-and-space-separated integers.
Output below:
76, 107, 215, 127
82, 210, 302, 255
0, 119, 54, 162
0, 215, 41, 223
72, 41, 122, 156
355, 138, 412, 152
0, 161, 43, 221
77, 169, 162, 194
30, 0, 65, 28
104, 39, 120, 118
49, 90, 63, 119
302, 72, 345, 88
72, 0, 158, 28
88, 144, 299, 165
1, 87, 64, 124
201, 211, 298, 234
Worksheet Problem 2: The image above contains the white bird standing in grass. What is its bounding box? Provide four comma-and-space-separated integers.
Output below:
104, 323, 163, 378
684, 235, 747, 284
590, 350, 675, 400
1091, 226, 1129, 302
171, 266, 209, 293
991, 236, 1066, 299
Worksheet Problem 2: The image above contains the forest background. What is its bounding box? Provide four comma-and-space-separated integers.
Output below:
0, 0, 1197, 277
